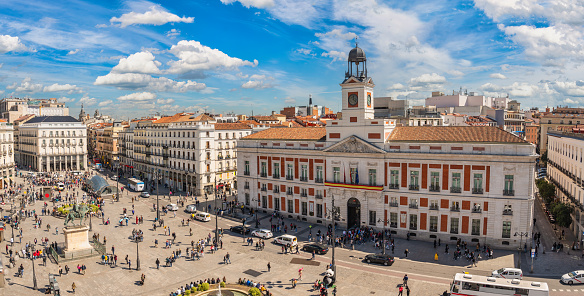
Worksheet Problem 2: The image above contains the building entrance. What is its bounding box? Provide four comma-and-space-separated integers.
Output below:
347, 197, 361, 229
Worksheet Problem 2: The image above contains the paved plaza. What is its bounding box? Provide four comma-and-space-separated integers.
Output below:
0, 170, 582, 296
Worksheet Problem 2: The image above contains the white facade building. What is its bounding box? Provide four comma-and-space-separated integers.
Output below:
237, 46, 537, 249
0, 120, 15, 188
17, 116, 87, 172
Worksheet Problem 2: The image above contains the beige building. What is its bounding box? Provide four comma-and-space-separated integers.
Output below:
17, 116, 87, 172
95, 121, 124, 168
0, 120, 15, 188
237, 46, 537, 249
539, 108, 584, 154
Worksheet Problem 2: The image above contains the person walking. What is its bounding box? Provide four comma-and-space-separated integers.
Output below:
226, 252, 231, 264
404, 249, 409, 258
403, 274, 408, 287
398, 285, 404, 296
267, 262, 271, 272
128, 259, 132, 270
298, 268, 303, 280
72, 282, 76, 294
156, 258, 160, 269
406, 286, 410, 296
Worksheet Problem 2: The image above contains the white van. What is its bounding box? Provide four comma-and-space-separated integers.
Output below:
492, 268, 523, 280
274, 234, 298, 246
195, 212, 211, 222
56, 182, 65, 191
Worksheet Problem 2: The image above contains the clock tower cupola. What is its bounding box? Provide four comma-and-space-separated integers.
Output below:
341, 43, 375, 120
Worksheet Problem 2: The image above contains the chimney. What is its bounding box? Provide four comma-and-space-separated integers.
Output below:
272, 111, 276, 115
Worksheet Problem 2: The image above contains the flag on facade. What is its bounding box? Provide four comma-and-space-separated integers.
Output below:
355, 168, 359, 184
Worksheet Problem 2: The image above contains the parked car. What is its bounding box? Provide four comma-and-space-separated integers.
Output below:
111, 175, 119, 181
302, 243, 329, 255
185, 204, 197, 213
251, 229, 273, 239
364, 253, 394, 266
561, 270, 584, 285
140, 191, 150, 198
230, 225, 250, 235
166, 203, 179, 211
491, 268, 523, 280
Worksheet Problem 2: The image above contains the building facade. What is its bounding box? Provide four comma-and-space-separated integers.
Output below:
17, 116, 87, 172
539, 108, 584, 155
237, 46, 537, 249
0, 120, 15, 188
546, 131, 584, 244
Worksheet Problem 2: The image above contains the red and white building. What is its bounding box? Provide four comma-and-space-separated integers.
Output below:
237, 46, 537, 249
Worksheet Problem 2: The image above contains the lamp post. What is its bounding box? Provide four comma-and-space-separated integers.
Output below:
325, 194, 340, 282
89, 211, 93, 231
251, 197, 259, 228
156, 171, 161, 222
514, 232, 529, 268
135, 236, 141, 271
115, 162, 120, 202
377, 218, 390, 255
31, 245, 37, 290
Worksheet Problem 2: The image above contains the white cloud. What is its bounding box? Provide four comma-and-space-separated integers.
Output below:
480, 82, 539, 97
387, 83, 405, 90
79, 95, 97, 106
112, 51, 161, 74
473, 0, 541, 22
447, 70, 465, 77
489, 73, 507, 79
241, 80, 272, 89
117, 92, 157, 102
165, 29, 180, 38
98, 100, 113, 107
156, 98, 175, 104
94, 73, 206, 92
548, 80, 584, 97
315, 29, 358, 41
57, 97, 76, 103
321, 50, 345, 62
409, 73, 447, 91
220, 0, 274, 9
43, 83, 82, 93
166, 40, 258, 74
6, 77, 43, 93
67, 49, 80, 55
284, 97, 296, 104
110, 5, 194, 28
0, 35, 34, 54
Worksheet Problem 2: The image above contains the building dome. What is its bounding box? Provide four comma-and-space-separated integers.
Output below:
348, 46, 366, 63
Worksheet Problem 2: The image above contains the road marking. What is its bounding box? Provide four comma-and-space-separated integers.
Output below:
552, 289, 556, 291
567, 289, 571, 292
559, 289, 564, 291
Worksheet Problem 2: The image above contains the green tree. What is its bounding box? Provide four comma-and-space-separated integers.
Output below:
551, 202, 573, 228
540, 151, 548, 162
538, 180, 556, 204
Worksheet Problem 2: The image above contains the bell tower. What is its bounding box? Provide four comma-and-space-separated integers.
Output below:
341, 43, 375, 121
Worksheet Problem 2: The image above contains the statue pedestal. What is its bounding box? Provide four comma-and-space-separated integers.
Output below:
63, 225, 93, 258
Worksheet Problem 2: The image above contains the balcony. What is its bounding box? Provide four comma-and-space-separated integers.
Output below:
273, 174, 280, 179
429, 185, 440, 192
260, 173, 267, 178
261, 187, 267, 192
429, 205, 439, 210
503, 209, 513, 215
389, 202, 398, 207
409, 184, 419, 191
472, 188, 483, 194
315, 194, 323, 199
286, 191, 293, 195
388, 184, 399, 189
300, 193, 308, 197
300, 177, 308, 182
409, 204, 418, 209
390, 222, 398, 228
450, 206, 460, 212
503, 189, 515, 196
472, 208, 482, 213
273, 189, 280, 194
244, 171, 250, 176
450, 187, 461, 193
286, 175, 294, 180
315, 178, 324, 183
244, 185, 250, 189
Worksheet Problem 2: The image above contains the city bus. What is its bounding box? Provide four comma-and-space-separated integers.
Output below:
127, 178, 145, 191
449, 273, 549, 296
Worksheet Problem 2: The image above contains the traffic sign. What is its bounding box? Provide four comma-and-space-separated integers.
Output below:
531, 248, 535, 258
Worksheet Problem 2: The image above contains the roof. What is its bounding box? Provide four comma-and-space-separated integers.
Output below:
14, 114, 35, 123
242, 127, 326, 141
26, 116, 80, 124
387, 126, 527, 143
253, 115, 279, 122
214, 122, 251, 130
153, 113, 215, 124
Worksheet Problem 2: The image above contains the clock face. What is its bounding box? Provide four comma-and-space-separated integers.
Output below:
367, 94, 372, 106
348, 94, 358, 106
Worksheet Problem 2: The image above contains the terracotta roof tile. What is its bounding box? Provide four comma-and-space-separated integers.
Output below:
215, 122, 251, 130
242, 127, 326, 141
387, 126, 526, 143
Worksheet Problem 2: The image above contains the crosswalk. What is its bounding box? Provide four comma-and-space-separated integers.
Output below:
551, 289, 584, 292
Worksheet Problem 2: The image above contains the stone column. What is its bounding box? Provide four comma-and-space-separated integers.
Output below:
76, 155, 80, 171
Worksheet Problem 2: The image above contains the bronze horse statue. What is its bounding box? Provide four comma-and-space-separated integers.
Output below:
64, 204, 90, 226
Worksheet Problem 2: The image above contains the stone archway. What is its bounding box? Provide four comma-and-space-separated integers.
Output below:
347, 197, 361, 229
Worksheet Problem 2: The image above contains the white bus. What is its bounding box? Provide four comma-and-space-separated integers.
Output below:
128, 178, 145, 191
450, 273, 548, 296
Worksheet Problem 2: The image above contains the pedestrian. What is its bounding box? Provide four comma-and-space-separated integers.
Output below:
406, 286, 410, 296
398, 286, 403, 296
226, 252, 231, 264
298, 268, 303, 280
156, 258, 160, 269
403, 274, 408, 287
267, 262, 271, 272
311, 250, 315, 260
72, 282, 76, 293
128, 260, 132, 270
404, 249, 409, 258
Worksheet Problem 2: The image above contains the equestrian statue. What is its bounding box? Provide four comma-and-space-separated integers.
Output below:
64, 203, 90, 226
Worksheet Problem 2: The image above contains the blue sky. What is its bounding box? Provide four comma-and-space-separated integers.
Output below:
1, 0, 584, 118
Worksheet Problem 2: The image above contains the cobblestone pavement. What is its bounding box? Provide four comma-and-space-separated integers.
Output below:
1, 170, 582, 296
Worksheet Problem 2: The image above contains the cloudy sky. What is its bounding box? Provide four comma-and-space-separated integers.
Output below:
1, 0, 583, 118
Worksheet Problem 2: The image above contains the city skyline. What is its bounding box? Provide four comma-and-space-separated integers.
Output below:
1, 0, 584, 118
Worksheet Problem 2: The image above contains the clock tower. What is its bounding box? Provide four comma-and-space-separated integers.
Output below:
341, 44, 375, 120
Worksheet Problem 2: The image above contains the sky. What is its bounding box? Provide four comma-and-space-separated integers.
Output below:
1, 0, 584, 118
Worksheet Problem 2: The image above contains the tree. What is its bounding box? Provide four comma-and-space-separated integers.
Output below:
537, 180, 556, 204
540, 151, 548, 162
551, 202, 573, 228
248, 287, 261, 296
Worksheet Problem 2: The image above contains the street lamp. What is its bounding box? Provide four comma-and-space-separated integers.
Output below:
251, 197, 259, 228
514, 232, 529, 268
135, 236, 141, 271
325, 194, 340, 282
155, 171, 161, 222
31, 245, 38, 290
377, 218, 390, 255
89, 211, 93, 231
214, 178, 225, 249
